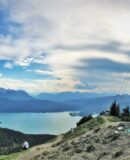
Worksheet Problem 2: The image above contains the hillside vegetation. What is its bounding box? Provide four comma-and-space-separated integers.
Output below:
0, 128, 55, 155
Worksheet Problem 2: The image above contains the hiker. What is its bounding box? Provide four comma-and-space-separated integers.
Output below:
22, 140, 29, 150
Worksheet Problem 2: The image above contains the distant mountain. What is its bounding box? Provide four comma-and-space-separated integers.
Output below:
37, 92, 110, 101
66, 94, 130, 115
0, 88, 130, 114
0, 88, 79, 113
0, 127, 55, 155
0, 88, 33, 100
0, 98, 76, 113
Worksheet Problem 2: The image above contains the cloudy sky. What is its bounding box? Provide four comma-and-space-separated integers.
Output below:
0, 0, 130, 93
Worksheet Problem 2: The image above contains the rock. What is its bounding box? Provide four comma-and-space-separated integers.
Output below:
42, 151, 49, 156
94, 138, 100, 143
86, 145, 95, 152
75, 147, 83, 153
117, 127, 123, 131
93, 128, 100, 133
62, 144, 71, 151
112, 150, 123, 158
114, 130, 119, 134
110, 133, 120, 141
97, 152, 109, 160
107, 125, 113, 129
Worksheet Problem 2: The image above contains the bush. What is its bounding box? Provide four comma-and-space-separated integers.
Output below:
100, 111, 105, 116
77, 115, 93, 126
121, 116, 130, 121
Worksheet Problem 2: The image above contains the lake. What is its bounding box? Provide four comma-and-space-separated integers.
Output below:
0, 112, 81, 135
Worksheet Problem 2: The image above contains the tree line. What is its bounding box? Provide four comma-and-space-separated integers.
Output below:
77, 101, 130, 126
101, 100, 130, 121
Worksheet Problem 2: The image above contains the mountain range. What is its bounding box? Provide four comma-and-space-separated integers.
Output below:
66, 94, 130, 115
0, 88, 76, 112
37, 91, 110, 101
0, 88, 130, 115
37, 91, 130, 115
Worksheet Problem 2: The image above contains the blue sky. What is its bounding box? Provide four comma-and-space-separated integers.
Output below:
0, 0, 130, 93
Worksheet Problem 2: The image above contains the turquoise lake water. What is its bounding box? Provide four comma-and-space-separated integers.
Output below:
0, 112, 81, 135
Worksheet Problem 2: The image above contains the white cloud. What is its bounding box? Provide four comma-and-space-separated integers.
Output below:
34, 70, 52, 75
0, 78, 80, 93
0, 0, 130, 93
4, 62, 13, 69
28, 69, 53, 75
1, 0, 130, 61
0, 73, 128, 94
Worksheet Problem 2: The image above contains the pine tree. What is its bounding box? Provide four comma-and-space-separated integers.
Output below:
122, 106, 130, 117
110, 100, 116, 116
109, 101, 120, 117
115, 104, 120, 117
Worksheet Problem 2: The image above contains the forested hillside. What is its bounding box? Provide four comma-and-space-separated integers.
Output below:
0, 128, 55, 155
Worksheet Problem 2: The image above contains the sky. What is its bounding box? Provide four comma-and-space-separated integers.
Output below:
0, 0, 130, 94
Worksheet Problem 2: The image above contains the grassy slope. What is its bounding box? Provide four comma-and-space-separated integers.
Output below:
0, 116, 121, 160
0, 153, 19, 160
63, 116, 109, 140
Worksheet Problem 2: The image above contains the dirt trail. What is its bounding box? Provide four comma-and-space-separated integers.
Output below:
18, 134, 63, 160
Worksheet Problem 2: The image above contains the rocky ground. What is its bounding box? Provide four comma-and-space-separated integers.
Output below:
51, 123, 130, 160
1, 116, 130, 160
16, 116, 130, 160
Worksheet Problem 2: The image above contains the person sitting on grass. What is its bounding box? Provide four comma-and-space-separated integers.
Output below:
22, 140, 29, 150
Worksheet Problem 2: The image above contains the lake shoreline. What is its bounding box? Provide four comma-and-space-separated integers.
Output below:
0, 112, 81, 135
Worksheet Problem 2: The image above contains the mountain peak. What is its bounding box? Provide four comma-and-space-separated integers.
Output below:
0, 88, 32, 100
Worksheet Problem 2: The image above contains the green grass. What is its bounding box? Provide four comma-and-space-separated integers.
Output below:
64, 116, 105, 140
0, 150, 29, 160
0, 153, 20, 160
84, 116, 105, 129
106, 116, 121, 122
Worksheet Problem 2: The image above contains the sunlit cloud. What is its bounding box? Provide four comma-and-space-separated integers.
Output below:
0, 0, 130, 93
0, 78, 81, 93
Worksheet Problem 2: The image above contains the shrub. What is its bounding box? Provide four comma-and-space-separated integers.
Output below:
121, 116, 130, 122
77, 115, 93, 126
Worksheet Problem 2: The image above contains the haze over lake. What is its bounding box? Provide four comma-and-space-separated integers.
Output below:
0, 112, 81, 135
